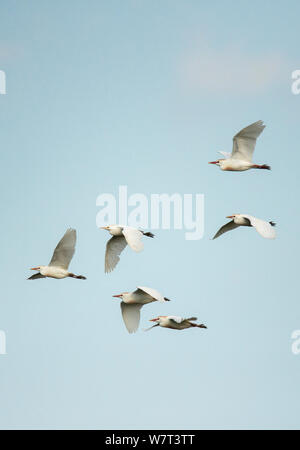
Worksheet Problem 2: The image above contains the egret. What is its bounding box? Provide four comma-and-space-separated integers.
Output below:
113, 286, 170, 333
209, 120, 270, 171
213, 214, 276, 240
28, 228, 86, 280
100, 225, 154, 273
146, 316, 207, 331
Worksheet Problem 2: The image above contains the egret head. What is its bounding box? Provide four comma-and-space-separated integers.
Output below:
149, 315, 166, 322
209, 159, 222, 166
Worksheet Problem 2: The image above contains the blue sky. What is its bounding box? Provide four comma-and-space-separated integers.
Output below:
0, 0, 300, 429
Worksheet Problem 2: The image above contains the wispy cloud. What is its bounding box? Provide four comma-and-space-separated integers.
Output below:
180, 43, 287, 95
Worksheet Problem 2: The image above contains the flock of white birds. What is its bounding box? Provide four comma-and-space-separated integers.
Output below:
28, 120, 276, 333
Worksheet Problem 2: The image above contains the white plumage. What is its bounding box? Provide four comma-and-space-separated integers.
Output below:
28, 228, 86, 280
113, 287, 170, 333
213, 214, 276, 240
210, 121, 270, 171
100, 225, 154, 273
146, 315, 207, 331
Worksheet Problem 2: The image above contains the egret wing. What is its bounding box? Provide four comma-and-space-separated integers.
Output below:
27, 273, 46, 280
136, 286, 165, 302
218, 151, 231, 159
242, 215, 276, 239
232, 120, 265, 162
168, 316, 184, 324
49, 228, 76, 269
144, 324, 159, 332
105, 235, 127, 273
122, 227, 144, 252
213, 220, 239, 240
121, 302, 143, 334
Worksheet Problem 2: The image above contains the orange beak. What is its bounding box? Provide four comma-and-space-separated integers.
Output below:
149, 318, 159, 322
226, 215, 234, 219
209, 161, 218, 164
113, 294, 122, 298
30, 267, 39, 271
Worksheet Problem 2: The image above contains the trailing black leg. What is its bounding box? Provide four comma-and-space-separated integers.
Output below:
68, 273, 86, 280
142, 231, 155, 238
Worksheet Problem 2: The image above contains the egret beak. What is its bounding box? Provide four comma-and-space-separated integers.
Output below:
113, 294, 122, 298
149, 318, 159, 322
100, 226, 108, 230
226, 215, 235, 219
209, 161, 218, 164
30, 267, 39, 271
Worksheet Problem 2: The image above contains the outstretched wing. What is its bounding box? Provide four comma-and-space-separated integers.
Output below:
168, 316, 184, 324
213, 220, 239, 240
218, 151, 231, 159
136, 286, 166, 302
122, 227, 144, 252
232, 120, 265, 162
49, 228, 76, 269
242, 214, 276, 239
144, 324, 159, 332
27, 273, 46, 280
121, 302, 143, 333
105, 235, 127, 273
